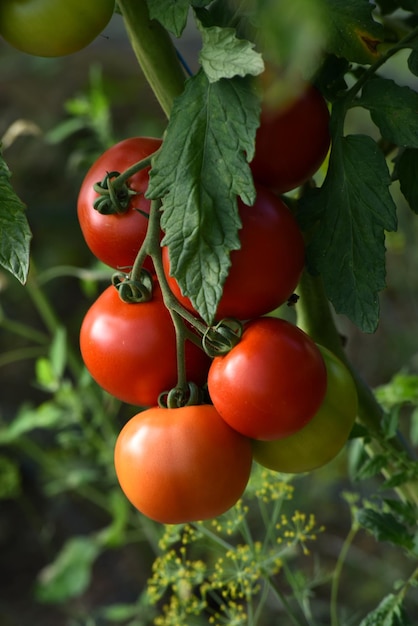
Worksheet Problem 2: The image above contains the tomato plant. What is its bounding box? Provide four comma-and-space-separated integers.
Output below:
250, 84, 331, 194
0, 0, 115, 57
79, 283, 210, 407
4, 0, 418, 623
114, 404, 253, 524
252, 345, 358, 473
207, 317, 327, 441
77, 137, 162, 271
162, 185, 305, 321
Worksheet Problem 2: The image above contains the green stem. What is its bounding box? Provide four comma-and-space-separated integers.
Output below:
267, 576, 310, 626
25, 267, 83, 380
330, 524, 359, 626
117, 0, 186, 118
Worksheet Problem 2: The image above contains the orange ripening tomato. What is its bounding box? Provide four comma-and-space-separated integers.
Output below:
114, 404, 253, 524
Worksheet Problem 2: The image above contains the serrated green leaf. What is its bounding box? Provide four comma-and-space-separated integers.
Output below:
359, 593, 412, 626
300, 133, 397, 333
383, 498, 418, 527
0, 153, 32, 283
358, 78, 418, 148
322, 0, 385, 64
396, 149, 418, 214
358, 509, 415, 551
146, 0, 190, 37
382, 469, 417, 491
381, 406, 400, 440
198, 23, 264, 82
355, 454, 388, 480
35, 535, 101, 603
147, 70, 259, 323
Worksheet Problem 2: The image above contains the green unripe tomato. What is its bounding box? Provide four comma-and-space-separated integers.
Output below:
0, 0, 115, 57
252, 345, 358, 473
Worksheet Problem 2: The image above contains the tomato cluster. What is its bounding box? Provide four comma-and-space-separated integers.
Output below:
76, 88, 356, 525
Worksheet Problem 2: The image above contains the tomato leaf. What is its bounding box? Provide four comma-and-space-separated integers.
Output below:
357, 509, 416, 551
396, 149, 418, 214
147, 0, 210, 37
147, 70, 259, 324
358, 78, 418, 148
0, 153, 32, 284
322, 0, 385, 64
359, 593, 412, 626
299, 133, 397, 333
197, 22, 264, 82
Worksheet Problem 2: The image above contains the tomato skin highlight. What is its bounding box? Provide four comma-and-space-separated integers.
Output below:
79, 284, 210, 407
207, 317, 327, 441
0, 0, 115, 57
114, 404, 253, 524
163, 185, 305, 322
77, 137, 162, 271
252, 345, 358, 473
251, 85, 330, 194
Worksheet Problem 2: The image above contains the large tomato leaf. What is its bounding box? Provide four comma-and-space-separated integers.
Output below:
0, 153, 32, 284
358, 78, 418, 148
299, 133, 397, 333
322, 0, 385, 64
147, 70, 259, 324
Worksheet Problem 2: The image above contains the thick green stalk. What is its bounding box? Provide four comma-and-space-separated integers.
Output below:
117, 0, 186, 117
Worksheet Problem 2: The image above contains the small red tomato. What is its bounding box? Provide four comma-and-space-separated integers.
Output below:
79, 283, 210, 407
77, 137, 162, 270
207, 317, 327, 441
163, 185, 304, 322
251, 85, 330, 193
114, 404, 253, 524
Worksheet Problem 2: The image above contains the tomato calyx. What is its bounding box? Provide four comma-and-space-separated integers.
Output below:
93, 171, 136, 214
92, 150, 159, 215
158, 381, 204, 409
202, 318, 243, 358
112, 268, 154, 303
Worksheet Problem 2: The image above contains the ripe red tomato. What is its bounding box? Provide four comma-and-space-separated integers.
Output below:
162, 185, 304, 322
77, 137, 162, 271
114, 404, 253, 524
79, 283, 210, 407
250, 85, 330, 193
207, 317, 327, 441
252, 345, 358, 473
0, 0, 115, 57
